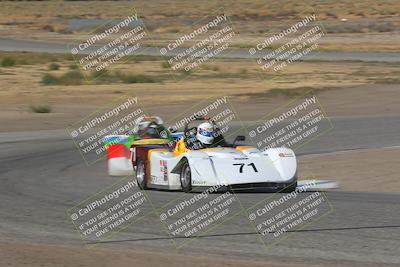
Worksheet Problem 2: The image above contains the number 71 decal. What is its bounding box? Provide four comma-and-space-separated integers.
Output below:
233, 162, 258, 173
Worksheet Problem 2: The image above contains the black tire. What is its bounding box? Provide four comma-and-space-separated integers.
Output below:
135, 159, 148, 190
180, 159, 192, 193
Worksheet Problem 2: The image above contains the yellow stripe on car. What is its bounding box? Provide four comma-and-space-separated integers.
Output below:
235, 146, 252, 152
133, 139, 170, 145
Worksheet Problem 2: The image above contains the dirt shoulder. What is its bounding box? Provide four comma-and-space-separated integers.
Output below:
1, 83, 399, 132
0, 241, 316, 267
299, 147, 400, 193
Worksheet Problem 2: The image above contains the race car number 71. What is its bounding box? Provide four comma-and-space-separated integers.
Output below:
233, 163, 258, 173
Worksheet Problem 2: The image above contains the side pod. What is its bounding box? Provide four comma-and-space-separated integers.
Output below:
263, 147, 297, 181
104, 135, 133, 176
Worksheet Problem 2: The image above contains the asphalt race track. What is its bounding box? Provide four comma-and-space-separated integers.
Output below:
1, 117, 400, 266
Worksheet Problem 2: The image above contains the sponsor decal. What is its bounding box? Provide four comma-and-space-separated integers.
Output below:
193, 180, 207, 185
279, 152, 294, 157
160, 160, 168, 181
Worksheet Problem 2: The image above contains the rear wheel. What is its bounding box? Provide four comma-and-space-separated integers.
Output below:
180, 159, 192, 193
135, 159, 148, 190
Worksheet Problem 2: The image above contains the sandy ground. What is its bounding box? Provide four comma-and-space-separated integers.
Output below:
1, 0, 400, 52
1, 83, 400, 132
299, 147, 400, 193
0, 241, 314, 267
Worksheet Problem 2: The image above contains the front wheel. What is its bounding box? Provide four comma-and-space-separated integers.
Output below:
135, 159, 148, 190
180, 159, 192, 193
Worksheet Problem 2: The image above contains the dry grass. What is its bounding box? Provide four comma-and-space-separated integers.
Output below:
0, 1, 399, 52
0, 51, 399, 108
0, 0, 399, 22
30, 104, 52, 113
1, 51, 400, 132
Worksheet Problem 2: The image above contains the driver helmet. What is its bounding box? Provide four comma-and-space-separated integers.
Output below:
196, 122, 215, 145
133, 116, 164, 137
146, 123, 162, 138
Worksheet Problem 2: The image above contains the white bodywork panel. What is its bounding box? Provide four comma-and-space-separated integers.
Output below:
148, 147, 297, 190
108, 157, 133, 176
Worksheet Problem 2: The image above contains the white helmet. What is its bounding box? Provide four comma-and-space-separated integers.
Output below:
196, 122, 215, 145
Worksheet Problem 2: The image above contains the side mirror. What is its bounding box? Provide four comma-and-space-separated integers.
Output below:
233, 135, 245, 145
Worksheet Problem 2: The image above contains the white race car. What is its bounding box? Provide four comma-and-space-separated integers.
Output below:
105, 118, 298, 192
